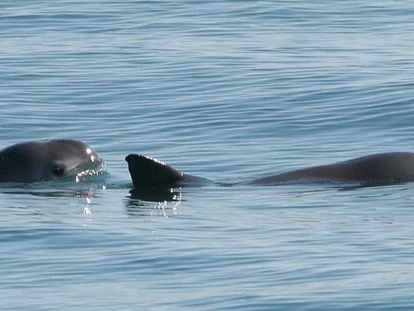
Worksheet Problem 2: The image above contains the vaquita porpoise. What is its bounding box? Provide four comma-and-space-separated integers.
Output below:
1, 140, 414, 189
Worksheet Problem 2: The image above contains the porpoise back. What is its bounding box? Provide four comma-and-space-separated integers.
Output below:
125, 154, 209, 188
125, 152, 414, 190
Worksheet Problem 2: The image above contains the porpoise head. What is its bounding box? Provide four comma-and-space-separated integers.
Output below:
0, 139, 105, 183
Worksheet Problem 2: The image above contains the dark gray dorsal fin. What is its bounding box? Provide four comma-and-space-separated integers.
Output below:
125, 154, 184, 188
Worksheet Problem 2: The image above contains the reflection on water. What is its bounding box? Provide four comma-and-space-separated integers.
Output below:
125, 198, 180, 218
129, 187, 182, 202
2, 188, 96, 198
125, 188, 182, 217
0, 182, 103, 199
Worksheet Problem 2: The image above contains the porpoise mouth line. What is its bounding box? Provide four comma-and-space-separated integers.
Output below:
71, 163, 107, 183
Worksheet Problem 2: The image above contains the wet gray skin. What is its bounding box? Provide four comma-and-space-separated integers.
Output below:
2, 140, 414, 190
125, 152, 414, 188
0, 140, 105, 183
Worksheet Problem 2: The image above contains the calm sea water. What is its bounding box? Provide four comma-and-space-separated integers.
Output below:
1, 1, 414, 310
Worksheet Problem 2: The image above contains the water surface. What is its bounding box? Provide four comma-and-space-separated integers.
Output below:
1, 1, 414, 310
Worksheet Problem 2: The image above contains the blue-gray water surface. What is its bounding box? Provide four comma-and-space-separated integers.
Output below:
1, 1, 414, 310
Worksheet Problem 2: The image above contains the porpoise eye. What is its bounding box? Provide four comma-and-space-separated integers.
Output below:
52, 164, 66, 178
